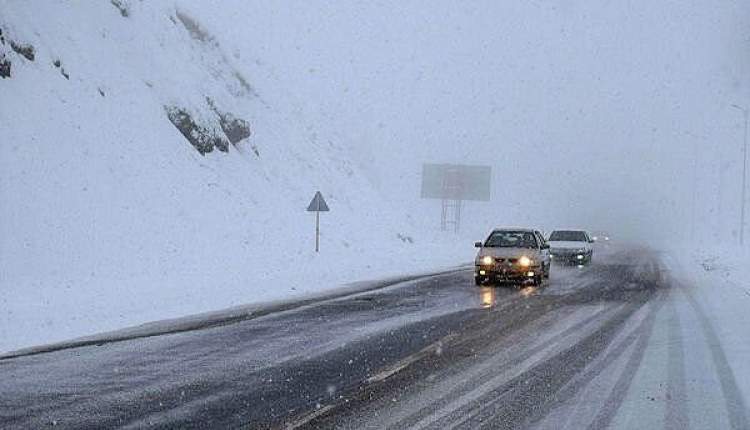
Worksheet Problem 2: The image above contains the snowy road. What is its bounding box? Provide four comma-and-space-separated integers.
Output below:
1, 245, 748, 429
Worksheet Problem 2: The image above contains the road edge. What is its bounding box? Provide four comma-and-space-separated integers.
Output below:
0, 265, 470, 361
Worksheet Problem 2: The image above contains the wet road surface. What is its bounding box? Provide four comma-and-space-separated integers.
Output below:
1, 245, 747, 429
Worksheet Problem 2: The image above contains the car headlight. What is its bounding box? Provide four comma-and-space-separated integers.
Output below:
481, 256, 494, 265
519, 256, 532, 267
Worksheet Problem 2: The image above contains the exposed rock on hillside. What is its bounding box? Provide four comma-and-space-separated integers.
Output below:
0, 55, 10, 78
218, 113, 250, 145
166, 106, 229, 155
206, 98, 251, 146
10, 40, 34, 61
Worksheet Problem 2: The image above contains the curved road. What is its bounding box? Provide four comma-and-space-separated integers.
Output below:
1, 245, 747, 429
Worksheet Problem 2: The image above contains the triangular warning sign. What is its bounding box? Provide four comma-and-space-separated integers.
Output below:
306, 191, 330, 212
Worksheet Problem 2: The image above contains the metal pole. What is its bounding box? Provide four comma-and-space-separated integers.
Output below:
732, 104, 748, 246
455, 199, 462, 233
441, 198, 447, 231
741, 108, 748, 246
315, 210, 320, 252
690, 152, 697, 240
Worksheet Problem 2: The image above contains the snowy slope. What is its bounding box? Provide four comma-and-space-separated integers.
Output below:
0, 2, 471, 353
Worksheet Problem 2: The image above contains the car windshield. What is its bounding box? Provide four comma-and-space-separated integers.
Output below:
485, 231, 538, 248
549, 231, 588, 242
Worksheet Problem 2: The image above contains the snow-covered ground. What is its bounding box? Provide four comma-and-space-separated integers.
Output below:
0, 2, 477, 353
663, 245, 750, 424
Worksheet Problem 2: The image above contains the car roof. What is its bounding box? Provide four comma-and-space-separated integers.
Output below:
491, 227, 537, 233
550, 228, 589, 233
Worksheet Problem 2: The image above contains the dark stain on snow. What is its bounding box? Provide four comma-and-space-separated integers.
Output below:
175, 10, 215, 45
10, 40, 34, 61
166, 106, 230, 156
172, 12, 259, 100
397, 233, 414, 244
52, 59, 69, 79
110, 0, 130, 17
233, 71, 259, 98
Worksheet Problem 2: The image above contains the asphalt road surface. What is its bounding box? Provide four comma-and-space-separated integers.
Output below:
1, 245, 748, 429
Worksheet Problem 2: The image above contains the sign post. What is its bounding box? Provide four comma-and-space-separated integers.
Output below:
306, 191, 330, 252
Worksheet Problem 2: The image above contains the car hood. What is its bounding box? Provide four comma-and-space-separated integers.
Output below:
477, 248, 540, 259
549, 241, 589, 250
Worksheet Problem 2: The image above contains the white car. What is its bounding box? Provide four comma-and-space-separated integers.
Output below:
548, 229, 594, 265
591, 231, 611, 243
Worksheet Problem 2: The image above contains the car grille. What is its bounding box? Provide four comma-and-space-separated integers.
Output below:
487, 257, 518, 264
551, 248, 578, 255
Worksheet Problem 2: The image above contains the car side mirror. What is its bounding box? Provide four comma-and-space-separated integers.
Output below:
474, 241, 483, 248
542, 243, 550, 249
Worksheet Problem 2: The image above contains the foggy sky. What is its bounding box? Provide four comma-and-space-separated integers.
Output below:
204, 0, 749, 242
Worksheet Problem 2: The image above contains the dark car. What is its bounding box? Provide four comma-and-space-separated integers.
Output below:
474, 228, 551, 286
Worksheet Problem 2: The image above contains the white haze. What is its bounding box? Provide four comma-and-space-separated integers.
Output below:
0, 0, 748, 352
206, 0, 750, 243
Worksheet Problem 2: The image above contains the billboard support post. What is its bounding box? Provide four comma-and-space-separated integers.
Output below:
421, 164, 491, 233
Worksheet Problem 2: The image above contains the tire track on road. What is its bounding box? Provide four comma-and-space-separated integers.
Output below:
664, 294, 691, 430
582, 290, 667, 430
461, 295, 660, 430
397, 305, 620, 430
678, 281, 750, 430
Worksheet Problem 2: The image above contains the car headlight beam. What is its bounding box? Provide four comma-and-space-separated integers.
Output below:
519, 256, 532, 267
481, 256, 494, 265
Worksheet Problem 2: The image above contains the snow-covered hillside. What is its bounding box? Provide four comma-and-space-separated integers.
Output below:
0, 2, 470, 353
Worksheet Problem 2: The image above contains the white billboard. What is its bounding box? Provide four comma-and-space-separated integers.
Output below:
420, 163, 492, 201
